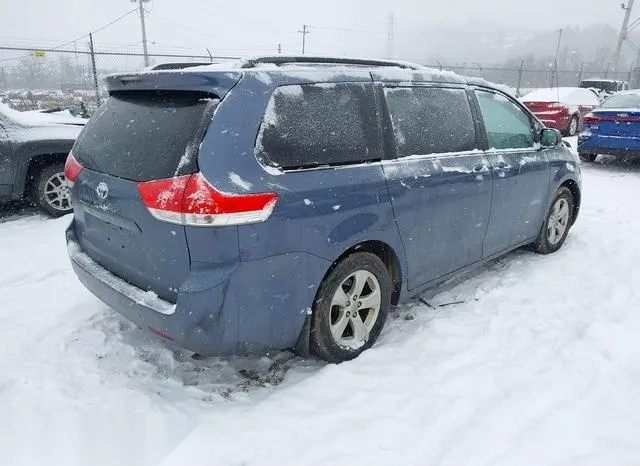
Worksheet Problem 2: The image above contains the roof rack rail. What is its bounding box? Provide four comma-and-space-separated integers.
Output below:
241, 56, 421, 70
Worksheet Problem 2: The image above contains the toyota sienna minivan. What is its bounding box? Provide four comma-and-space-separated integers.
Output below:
65, 56, 581, 363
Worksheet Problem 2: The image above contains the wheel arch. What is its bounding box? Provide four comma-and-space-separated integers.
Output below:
321, 240, 403, 307
20, 153, 68, 197
294, 240, 403, 357
559, 178, 581, 225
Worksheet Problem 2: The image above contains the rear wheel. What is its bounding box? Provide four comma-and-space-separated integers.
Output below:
310, 253, 390, 363
579, 153, 597, 162
31, 162, 72, 217
533, 187, 574, 254
565, 115, 579, 137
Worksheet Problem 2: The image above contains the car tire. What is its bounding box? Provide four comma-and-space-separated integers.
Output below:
31, 162, 73, 217
579, 153, 597, 163
565, 115, 579, 137
310, 252, 391, 363
533, 186, 574, 255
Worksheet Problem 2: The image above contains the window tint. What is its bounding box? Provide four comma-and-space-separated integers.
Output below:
384, 87, 476, 158
256, 83, 380, 170
74, 91, 218, 181
475, 91, 534, 150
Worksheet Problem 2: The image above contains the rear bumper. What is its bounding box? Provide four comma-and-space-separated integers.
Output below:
66, 223, 329, 356
578, 133, 640, 157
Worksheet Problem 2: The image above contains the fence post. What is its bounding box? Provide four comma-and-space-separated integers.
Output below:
516, 60, 524, 96
89, 33, 100, 106
577, 62, 584, 86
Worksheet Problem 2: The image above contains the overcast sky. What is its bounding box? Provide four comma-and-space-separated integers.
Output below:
0, 0, 628, 58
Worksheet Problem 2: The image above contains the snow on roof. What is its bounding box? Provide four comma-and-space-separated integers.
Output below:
521, 87, 600, 105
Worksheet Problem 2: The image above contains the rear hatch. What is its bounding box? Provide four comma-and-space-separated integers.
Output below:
71, 90, 219, 302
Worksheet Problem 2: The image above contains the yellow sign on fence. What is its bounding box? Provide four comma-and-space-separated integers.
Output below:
33, 50, 45, 58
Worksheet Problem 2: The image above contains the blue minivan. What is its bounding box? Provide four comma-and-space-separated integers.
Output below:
65, 56, 581, 363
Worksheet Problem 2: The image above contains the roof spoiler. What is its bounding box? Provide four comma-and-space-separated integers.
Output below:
104, 71, 243, 97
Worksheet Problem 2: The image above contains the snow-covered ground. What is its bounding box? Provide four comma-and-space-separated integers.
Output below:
2, 143, 640, 465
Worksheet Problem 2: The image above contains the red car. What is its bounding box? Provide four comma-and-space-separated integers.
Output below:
521, 87, 600, 136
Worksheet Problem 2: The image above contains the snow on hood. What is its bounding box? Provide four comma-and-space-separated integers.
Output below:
9, 123, 83, 143
0, 103, 86, 127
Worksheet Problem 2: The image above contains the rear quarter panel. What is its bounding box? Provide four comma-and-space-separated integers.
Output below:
195, 72, 408, 349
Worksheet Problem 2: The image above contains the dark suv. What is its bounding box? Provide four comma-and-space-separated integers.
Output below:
66, 56, 581, 363
0, 105, 84, 216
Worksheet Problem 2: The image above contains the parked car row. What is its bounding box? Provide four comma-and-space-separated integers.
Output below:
60, 56, 581, 363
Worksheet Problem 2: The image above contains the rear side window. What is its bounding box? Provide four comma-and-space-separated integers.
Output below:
475, 91, 534, 150
384, 87, 476, 157
256, 83, 381, 170
73, 91, 218, 182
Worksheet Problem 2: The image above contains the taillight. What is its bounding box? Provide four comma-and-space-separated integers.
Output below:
583, 114, 600, 125
547, 102, 567, 111
64, 151, 83, 187
137, 173, 278, 227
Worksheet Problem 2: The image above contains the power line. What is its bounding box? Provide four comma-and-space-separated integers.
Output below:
309, 25, 385, 35
148, 12, 277, 50
0, 8, 138, 64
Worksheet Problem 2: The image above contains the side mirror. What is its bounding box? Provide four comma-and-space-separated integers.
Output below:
540, 128, 562, 147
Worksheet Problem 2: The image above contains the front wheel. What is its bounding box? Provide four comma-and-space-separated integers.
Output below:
310, 253, 391, 363
533, 187, 574, 254
31, 162, 73, 217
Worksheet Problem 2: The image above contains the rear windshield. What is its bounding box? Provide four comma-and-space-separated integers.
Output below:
73, 91, 218, 182
601, 93, 640, 109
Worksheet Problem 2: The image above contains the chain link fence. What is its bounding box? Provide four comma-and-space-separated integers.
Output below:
0, 46, 237, 115
1, 45, 637, 115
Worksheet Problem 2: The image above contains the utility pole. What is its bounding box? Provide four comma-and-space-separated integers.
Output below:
516, 60, 524, 96
577, 62, 584, 86
132, 0, 151, 67
614, 0, 635, 71
298, 25, 310, 54
551, 29, 563, 87
386, 12, 396, 59
89, 33, 100, 106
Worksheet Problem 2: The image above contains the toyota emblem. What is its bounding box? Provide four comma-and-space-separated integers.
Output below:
96, 182, 109, 200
